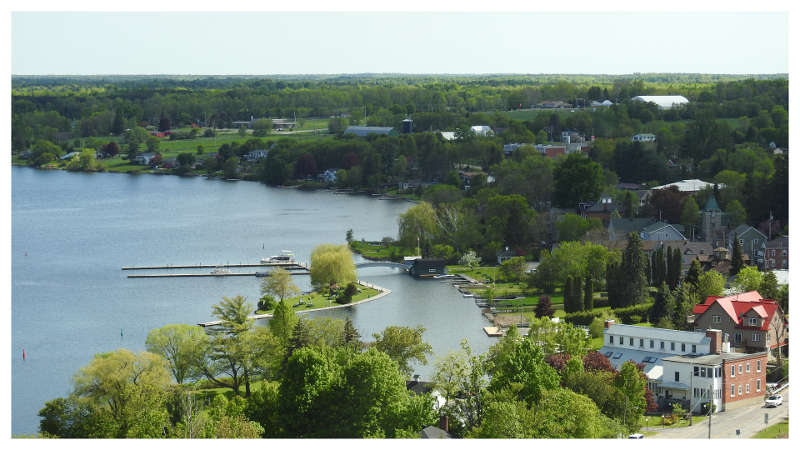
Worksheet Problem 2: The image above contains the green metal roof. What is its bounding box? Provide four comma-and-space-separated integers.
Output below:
703, 195, 722, 212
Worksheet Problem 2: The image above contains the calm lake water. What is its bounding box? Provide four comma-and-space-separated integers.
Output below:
11, 167, 492, 436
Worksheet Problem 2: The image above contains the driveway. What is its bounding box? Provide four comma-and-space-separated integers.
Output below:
643, 388, 788, 439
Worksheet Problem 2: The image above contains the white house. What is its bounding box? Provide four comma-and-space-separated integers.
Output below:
134, 153, 157, 165
651, 179, 721, 193
632, 133, 657, 143
246, 149, 269, 162
320, 168, 339, 184
470, 125, 493, 137
631, 95, 689, 110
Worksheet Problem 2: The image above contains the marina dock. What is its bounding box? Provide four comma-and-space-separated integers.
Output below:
127, 271, 310, 278
122, 262, 308, 270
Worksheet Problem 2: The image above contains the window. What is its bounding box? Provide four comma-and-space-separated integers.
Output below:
675, 371, 680, 382
735, 333, 742, 344
639, 338, 644, 347
613, 352, 622, 359
692, 344, 697, 353
731, 384, 735, 397
738, 385, 742, 395
739, 364, 743, 374
604, 351, 613, 358
716, 367, 721, 377
706, 368, 712, 378
746, 384, 750, 394
681, 343, 686, 352
731, 365, 736, 377
609, 335, 614, 344
782, 249, 787, 256
757, 379, 762, 392
694, 366, 700, 376
749, 317, 759, 326
671, 342, 675, 351
757, 360, 762, 372
650, 340, 654, 348
752, 334, 760, 343
746, 362, 750, 373
660, 341, 665, 350
630, 337, 634, 346
712, 315, 721, 324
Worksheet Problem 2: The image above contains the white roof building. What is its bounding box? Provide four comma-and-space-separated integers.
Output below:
651, 179, 721, 192
470, 125, 493, 137
439, 131, 456, 141
631, 95, 689, 110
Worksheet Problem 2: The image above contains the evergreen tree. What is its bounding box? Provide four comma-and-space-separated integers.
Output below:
535, 296, 555, 318
606, 261, 621, 309
269, 299, 298, 348
111, 110, 124, 135
616, 233, 648, 307
343, 317, 361, 347
623, 191, 637, 218
563, 276, 574, 313
684, 259, 702, 287
651, 247, 666, 287
287, 318, 312, 358
670, 284, 699, 331
672, 247, 683, 289
730, 235, 745, 276
760, 272, 779, 300
573, 276, 584, 312
583, 275, 594, 311
649, 282, 675, 325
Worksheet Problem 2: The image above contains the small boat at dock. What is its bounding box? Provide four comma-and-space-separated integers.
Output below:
261, 250, 295, 264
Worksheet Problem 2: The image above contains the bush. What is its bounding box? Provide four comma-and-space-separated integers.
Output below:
613, 303, 653, 324
563, 309, 606, 326
344, 282, 359, 297
257, 294, 276, 312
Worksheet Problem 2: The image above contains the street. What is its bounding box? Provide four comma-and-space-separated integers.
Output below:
643, 388, 788, 439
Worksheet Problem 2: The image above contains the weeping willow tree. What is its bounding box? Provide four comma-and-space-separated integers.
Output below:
309, 244, 357, 290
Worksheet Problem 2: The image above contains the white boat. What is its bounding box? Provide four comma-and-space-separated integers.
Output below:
211, 267, 231, 275
462, 293, 475, 298
261, 250, 295, 264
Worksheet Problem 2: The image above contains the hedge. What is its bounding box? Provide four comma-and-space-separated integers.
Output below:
563, 302, 654, 326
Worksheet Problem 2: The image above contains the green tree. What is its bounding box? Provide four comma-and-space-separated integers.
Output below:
433, 340, 489, 435
489, 337, 559, 405
680, 197, 700, 238
583, 275, 594, 311
309, 243, 357, 290
260, 267, 300, 303
733, 266, 764, 293
145, 324, 209, 384
238, 125, 247, 137
649, 282, 675, 326
695, 270, 725, 299
726, 200, 747, 228
556, 213, 601, 242
223, 156, 240, 179
146, 136, 160, 153
459, 250, 481, 269
467, 397, 536, 438
731, 234, 745, 275
610, 233, 648, 307
398, 201, 438, 255
372, 325, 433, 378
534, 296, 554, 318
760, 271, 779, 299
269, 299, 298, 348
533, 388, 624, 438
499, 256, 526, 282
614, 361, 647, 432
671, 284, 699, 330
684, 259, 702, 287
252, 118, 273, 136
553, 153, 604, 208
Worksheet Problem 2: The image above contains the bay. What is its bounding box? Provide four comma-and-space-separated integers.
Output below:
10, 167, 492, 436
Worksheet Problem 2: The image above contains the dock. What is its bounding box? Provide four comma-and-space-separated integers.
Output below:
128, 271, 309, 278
122, 262, 308, 271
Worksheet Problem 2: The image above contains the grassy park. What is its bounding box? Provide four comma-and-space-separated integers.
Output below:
255, 285, 380, 315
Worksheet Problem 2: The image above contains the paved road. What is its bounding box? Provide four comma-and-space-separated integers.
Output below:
643, 388, 788, 439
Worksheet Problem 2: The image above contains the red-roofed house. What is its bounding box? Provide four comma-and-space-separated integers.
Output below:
691, 291, 787, 358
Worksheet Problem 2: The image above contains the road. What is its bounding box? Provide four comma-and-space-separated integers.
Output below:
643, 388, 788, 439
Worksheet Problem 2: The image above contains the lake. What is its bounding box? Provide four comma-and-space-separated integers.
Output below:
10, 167, 492, 436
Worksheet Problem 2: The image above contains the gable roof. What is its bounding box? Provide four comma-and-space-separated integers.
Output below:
732, 224, 767, 240
609, 217, 656, 234
606, 324, 711, 345
765, 236, 789, 249
641, 221, 686, 236
693, 291, 783, 331
703, 195, 722, 212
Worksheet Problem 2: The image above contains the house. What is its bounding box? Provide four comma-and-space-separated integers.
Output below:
343, 126, 396, 137
762, 236, 788, 270
246, 149, 270, 162
60, 151, 80, 161
561, 130, 584, 144
503, 143, 528, 156
601, 321, 767, 413
496, 247, 516, 264
538, 100, 570, 109
632, 133, 656, 143
631, 95, 689, 110
590, 100, 614, 107
319, 168, 340, 184
691, 291, 788, 356
134, 153, 157, 165
579, 194, 619, 226
729, 225, 768, 266
470, 125, 493, 137
439, 131, 456, 141
651, 179, 719, 193
398, 180, 422, 191
640, 221, 687, 241
161, 157, 178, 169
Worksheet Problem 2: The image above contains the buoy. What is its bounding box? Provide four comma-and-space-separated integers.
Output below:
22, 349, 26, 361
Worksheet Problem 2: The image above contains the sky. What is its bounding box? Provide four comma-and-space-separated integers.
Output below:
10, 10, 789, 75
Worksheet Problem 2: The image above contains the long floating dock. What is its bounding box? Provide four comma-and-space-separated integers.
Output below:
122, 262, 307, 270
128, 271, 309, 278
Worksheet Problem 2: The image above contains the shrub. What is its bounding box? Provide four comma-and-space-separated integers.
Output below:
612, 303, 653, 324
563, 309, 605, 326
257, 294, 276, 312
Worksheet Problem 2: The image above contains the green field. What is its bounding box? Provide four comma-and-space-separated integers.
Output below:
349, 241, 417, 261
753, 419, 789, 438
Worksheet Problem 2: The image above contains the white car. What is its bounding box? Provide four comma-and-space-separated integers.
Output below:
765, 394, 783, 407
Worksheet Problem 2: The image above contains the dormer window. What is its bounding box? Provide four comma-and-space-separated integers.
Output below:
748, 317, 759, 326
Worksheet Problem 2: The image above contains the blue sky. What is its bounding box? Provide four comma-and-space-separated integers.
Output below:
10, 11, 790, 75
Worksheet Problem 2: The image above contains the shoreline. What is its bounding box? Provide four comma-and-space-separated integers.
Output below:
199, 280, 391, 326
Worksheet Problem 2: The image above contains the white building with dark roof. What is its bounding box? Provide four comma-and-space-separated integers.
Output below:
631, 95, 689, 110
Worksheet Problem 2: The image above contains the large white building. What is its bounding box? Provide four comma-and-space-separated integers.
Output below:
631, 95, 689, 110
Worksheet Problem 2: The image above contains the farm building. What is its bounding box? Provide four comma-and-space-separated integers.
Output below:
631, 95, 689, 110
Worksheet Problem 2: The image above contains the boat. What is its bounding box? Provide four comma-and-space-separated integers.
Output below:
261, 250, 295, 264
462, 293, 475, 298
211, 267, 231, 275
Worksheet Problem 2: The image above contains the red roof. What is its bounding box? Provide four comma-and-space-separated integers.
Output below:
693, 291, 782, 331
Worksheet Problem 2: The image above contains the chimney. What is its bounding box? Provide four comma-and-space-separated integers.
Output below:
706, 329, 722, 354
438, 415, 449, 433
604, 319, 615, 329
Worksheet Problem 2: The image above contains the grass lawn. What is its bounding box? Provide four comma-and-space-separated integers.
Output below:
256, 286, 380, 315
753, 419, 789, 438
349, 241, 416, 261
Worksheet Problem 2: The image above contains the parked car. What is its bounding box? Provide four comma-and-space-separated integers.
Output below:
765, 394, 783, 407
628, 433, 645, 439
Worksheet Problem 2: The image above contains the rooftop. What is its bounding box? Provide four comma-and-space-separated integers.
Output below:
651, 179, 718, 192
606, 323, 710, 345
